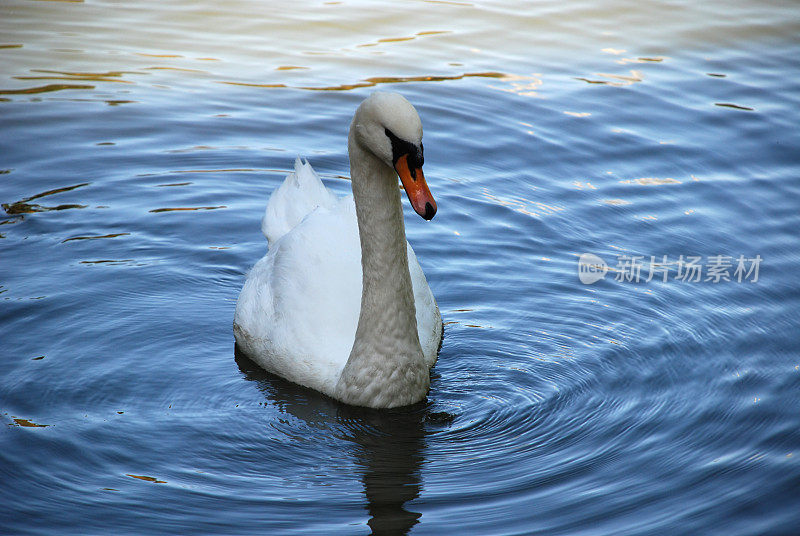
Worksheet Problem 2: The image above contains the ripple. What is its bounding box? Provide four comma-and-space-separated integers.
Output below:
219, 71, 507, 92
148, 206, 226, 213
2, 1, 799, 534
0, 83, 94, 95
575, 70, 644, 86
715, 102, 755, 111
62, 232, 130, 243
355, 30, 451, 49
8, 417, 50, 428
79, 259, 137, 265
2, 182, 90, 215
15, 68, 142, 83
126, 474, 166, 484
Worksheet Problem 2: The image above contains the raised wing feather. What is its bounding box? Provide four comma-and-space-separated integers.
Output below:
261, 157, 338, 245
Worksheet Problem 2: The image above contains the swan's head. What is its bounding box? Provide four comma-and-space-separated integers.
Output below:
352, 92, 437, 220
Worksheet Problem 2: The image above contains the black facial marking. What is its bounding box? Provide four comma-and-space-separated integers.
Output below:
385, 128, 424, 178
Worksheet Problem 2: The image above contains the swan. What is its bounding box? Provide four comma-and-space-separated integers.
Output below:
234, 92, 443, 409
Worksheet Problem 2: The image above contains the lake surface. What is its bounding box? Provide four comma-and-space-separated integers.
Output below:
1, 0, 799, 534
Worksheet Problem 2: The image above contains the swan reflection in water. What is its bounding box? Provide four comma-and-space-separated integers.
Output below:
235, 347, 449, 535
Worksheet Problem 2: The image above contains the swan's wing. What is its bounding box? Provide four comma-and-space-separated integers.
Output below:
235, 197, 362, 394
407, 244, 442, 367
261, 157, 339, 245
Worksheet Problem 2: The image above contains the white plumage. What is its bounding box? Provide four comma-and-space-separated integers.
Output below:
234, 93, 442, 408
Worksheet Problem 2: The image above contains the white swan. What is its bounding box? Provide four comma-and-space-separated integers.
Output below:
234, 92, 443, 409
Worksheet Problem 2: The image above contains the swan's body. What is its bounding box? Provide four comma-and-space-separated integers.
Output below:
234, 93, 442, 408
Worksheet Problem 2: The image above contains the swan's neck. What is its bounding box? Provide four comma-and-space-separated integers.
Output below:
334, 137, 429, 408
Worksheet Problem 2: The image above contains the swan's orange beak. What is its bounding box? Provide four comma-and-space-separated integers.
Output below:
394, 153, 437, 220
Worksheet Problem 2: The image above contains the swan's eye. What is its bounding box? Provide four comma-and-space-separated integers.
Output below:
413, 144, 424, 168
385, 127, 423, 168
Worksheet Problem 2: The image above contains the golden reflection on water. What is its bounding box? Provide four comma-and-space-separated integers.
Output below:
8, 417, 50, 427
126, 474, 167, 484
62, 233, 130, 243
1, 0, 793, 109
148, 206, 227, 213
490, 74, 542, 97
575, 70, 644, 86
617, 56, 665, 65
136, 53, 183, 58
145, 66, 207, 73
2, 182, 89, 215
481, 188, 564, 218
219, 71, 507, 92
356, 30, 451, 48
14, 69, 140, 83
603, 49, 666, 65
423, 0, 473, 6
0, 83, 94, 95
0, 0, 558, 102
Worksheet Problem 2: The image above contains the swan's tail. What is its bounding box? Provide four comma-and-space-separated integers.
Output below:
261, 157, 338, 245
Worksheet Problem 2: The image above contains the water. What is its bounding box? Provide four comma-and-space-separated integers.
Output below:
2, 0, 799, 534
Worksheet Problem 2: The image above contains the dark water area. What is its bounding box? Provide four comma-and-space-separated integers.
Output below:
2, 1, 799, 534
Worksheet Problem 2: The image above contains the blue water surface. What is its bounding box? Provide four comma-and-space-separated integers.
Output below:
1, 1, 799, 534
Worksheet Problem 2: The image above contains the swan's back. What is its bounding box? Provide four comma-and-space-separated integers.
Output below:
235, 197, 362, 393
